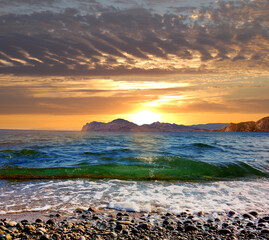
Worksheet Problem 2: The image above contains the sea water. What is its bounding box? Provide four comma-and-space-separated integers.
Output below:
0, 130, 268, 216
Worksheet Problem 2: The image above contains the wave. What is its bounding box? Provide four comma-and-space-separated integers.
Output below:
192, 143, 216, 148
0, 157, 267, 181
0, 149, 46, 158
83, 151, 106, 156
82, 148, 132, 156
0, 140, 24, 145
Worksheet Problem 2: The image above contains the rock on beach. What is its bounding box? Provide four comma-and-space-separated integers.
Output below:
0, 209, 269, 240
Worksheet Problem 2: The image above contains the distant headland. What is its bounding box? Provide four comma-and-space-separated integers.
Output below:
220, 116, 269, 132
81, 119, 224, 132
82, 116, 269, 132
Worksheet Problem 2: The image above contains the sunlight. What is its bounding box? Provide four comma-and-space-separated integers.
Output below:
129, 110, 162, 125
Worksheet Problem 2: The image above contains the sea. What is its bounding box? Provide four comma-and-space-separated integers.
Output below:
0, 130, 268, 217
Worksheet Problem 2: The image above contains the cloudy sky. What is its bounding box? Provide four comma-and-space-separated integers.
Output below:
0, 0, 268, 130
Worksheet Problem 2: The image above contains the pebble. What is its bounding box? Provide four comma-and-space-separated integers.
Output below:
117, 212, 123, 217
228, 210, 236, 216
5, 234, 12, 240
249, 211, 258, 217
20, 220, 28, 224
37, 227, 47, 233
246, 222, 255, 227
40, 234, 50, 240
117, 220, 132, 225
36, 230, 44, 235
24, 224, 36, 232
0, 234, 6, 240
262, 216, 269, 221
115, 224, 123, 231
1, 209, 269, 240
248, 233, 256, 239
7, 221, 17, 227
177, 225, 184, 231
184, 220, 192, 225
184, 225, 198, 232
76, 209, 83, 214
46, 219, 55, 225
35, 219, 43, 223
242, 213, 253, 219
92, 215, 99, 220
258, 218, 266, 223
197, 211, 205, 217
110, 232, 117, 238
88, 206, 97, 212
218, 229, 231, 235
138, 223, 151, 230
261, 228, 269, 234
122, 229, 129, 235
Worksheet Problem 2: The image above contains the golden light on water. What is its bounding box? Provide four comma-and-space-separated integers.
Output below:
129, 110, 162, 125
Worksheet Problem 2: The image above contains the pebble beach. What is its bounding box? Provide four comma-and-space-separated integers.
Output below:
1, 131, 269, 239
1, 207, 269, 240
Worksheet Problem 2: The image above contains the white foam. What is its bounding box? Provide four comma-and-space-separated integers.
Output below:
0, 179, 269, 216
108, 201, 152, 212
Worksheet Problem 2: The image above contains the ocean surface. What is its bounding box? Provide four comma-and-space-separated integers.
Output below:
0, 130, 268, 216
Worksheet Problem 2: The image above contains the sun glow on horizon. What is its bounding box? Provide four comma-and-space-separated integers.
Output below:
129, 110, 162, 125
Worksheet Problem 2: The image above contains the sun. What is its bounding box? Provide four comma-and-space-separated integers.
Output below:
129, 110, 162, 125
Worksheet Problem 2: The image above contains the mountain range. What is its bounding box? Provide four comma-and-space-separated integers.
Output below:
81, 119, 222, 132
82, 116, 269, 132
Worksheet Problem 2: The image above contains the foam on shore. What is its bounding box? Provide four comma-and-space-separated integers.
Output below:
1, 179, 269, 217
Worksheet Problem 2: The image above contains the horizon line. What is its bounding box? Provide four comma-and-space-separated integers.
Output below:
0, 118, 229, 131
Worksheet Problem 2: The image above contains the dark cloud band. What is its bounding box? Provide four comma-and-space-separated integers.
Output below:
0, 0, 268, 76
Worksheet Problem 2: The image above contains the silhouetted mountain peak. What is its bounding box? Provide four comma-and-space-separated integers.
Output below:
110, 119, 136, 125
82, 116, 269, 132
82, 119, 203, 132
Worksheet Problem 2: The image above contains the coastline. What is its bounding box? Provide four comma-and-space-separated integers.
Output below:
1, 207, 269, 240
1, 131, 269, 239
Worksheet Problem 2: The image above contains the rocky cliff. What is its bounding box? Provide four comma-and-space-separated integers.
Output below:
220, 116, 269, 132
81, 119, 138, 132
82, 119, 203, 132
255, 117, 269, 131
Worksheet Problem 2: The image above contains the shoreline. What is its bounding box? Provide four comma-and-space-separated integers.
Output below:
1, 208, 269, 239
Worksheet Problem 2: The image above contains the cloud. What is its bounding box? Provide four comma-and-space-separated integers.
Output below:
0, 0, 268, 76
0, 73, 268, 116
156, 98, 269, 114
0, 84, 251, 115
0, 85, 156, 114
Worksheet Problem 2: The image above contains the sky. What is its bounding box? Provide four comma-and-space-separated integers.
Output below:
0, 0, 268, 130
